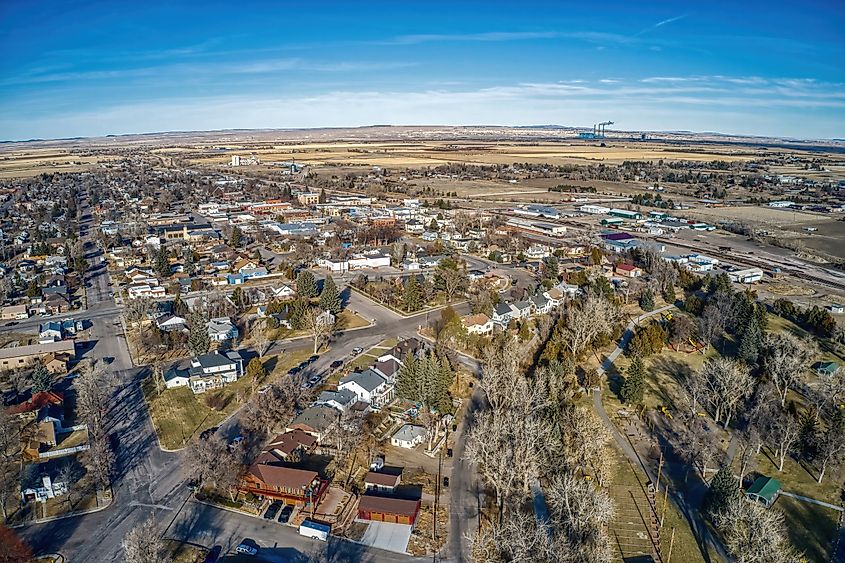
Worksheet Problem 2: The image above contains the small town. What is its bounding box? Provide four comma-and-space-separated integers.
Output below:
1, 2, 845, 563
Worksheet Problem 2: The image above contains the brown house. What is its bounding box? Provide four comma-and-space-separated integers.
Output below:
364, 471, 401, 493
357, 495, 421, 526
254, 430, 317, 464
239, 464, 328, 507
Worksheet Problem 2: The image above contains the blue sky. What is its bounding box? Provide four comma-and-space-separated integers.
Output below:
1, 0, 843, 140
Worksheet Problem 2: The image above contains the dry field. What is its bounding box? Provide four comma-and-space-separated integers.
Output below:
184, 140, 763, 170
682, 205, 839, 227
0, 149, 116, 178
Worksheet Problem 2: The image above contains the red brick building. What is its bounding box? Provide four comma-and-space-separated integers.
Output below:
357, 495, 421, 526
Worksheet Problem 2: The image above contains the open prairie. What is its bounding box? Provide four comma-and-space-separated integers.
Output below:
0, 148, 116, 178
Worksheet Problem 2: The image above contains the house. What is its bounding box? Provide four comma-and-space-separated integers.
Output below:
271, 284, 296, 299
372, 357, 402, 383
128, 282, 166, 299
614, 263, 642, 278
315, 389, 359, 412
1, 304, 29, 320
391, 424, 427, 449
156, 314, 188, 332
287, 405, 339, 443
38, 321, 64, 343
257, 430, 318, 463
358, 495, 421, 526
530, 294, 552, 315
8, 391, 65, 416
814, 361, 839, 377
0, 340, 76, 372
512, 300, 533, 319
43, 353, 70, 374
745, 476, 781, 508
339, 369, 394, 408
462, 313, 493, 335
491, 302, 513, 327
239, 464, 327, 506
163, 350, 244, 393
543, 288, 563, 307
20, 461, 67, 503
364, 471, 401, 493
297, 192, 321, 206
207, 317, 239, 341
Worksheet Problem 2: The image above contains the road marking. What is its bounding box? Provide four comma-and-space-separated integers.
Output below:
129, 501, 173, 511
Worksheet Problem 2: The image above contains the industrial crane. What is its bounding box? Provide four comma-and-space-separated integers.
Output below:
595, 120, 614, 136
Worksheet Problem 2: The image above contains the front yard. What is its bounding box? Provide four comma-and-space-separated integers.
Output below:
142, 349, 312, 449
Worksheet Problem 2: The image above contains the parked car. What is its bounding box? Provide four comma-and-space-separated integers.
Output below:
330, 360, 344, 370
306, 355, 319, 364
203, 545, 222, 563
235, 540, 258, 556
264, 501, 282, 520
199, 427, 219, 440
308, 375, 321, 386
352, 347, 364, 355
288, 366, 301, 376
277, 505, 293, 524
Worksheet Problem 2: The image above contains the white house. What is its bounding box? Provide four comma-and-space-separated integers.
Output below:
271, 284, 296, 299
156, 314, 188, 332
462, 313, 494, 335
164, 350, 245, 394
207, 317, 239, 341
491, 303, 514, 327
127, 283, 166, 300
391, 424, 427, 449
339, 369, 394, 408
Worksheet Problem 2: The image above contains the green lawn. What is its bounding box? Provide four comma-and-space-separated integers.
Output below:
326, 337, 399, 385
335, 309, 371, 330
775, 495, 839, 563
143, 350, 310, 449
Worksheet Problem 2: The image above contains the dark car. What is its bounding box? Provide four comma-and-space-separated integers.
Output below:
203, 545, 222, 563
277, 505, 293, 524
199, 427, 219, 440
288, 366, 301, 376
264, 501, 282, 520
306, 355, 319, 364
443, 477, 450, 488
330, 360, 344, 370
446, 448, 453, 458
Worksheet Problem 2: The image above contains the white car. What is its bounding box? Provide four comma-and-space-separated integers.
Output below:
235, 542, 258, 556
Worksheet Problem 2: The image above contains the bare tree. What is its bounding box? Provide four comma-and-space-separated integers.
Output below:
56, 459, 83, 510
761, 332, 815, 407
700, 358, 754, 427
558, 294, 620, 359
768, 411, 800, 472
122, 514, 168, 563
677, 417, 717, 479
713, 496, 800, 563
303, 307, 334, 354
816, 417, 845, 484
253, 318, 271, 358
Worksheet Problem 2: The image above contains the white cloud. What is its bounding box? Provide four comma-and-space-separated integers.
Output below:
2, 77, 842, 140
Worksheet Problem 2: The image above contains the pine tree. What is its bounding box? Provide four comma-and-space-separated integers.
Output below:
621, 356, 646, 405
229, 226, 243, 247
232, 287, 245, 310
288, 298, 308, 330
173, 295, 188, 318
704, 464, 740, 516
246, 357, 267, 381
188, 310, 210, 356
639, 289, 655, 312
738, 315, 763, 365
319, 276, 341, 314
296, 271, 317, 299
154, 247, 170, 278
396, 353, 420, 401
30, 361, 53, 393
402, 276, 424, 312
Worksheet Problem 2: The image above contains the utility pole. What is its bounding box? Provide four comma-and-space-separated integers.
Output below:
667, 527, 676, 563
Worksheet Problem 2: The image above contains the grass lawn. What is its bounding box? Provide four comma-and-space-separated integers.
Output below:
775, 495, 839, 562
335, 309, 371, 330
143, 350, 310, 449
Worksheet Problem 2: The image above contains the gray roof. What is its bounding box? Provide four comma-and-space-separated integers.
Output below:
494, 303, 512, 316
195, 351, 235, 369
290, 405, 339, 432
393, 424, 426, 442
317, 389, 357, 407
340, 369, 387, 393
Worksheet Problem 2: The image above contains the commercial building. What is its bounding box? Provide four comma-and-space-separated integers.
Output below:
609, 209, 642, 220
727, 267, 764, 284
579, 204, 610, 215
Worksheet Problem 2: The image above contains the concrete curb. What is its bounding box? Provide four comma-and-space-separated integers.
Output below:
11, 490, 114, 529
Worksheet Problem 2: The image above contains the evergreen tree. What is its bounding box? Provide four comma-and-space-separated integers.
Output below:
296, 271, 318, 299
30, 361, 53, 393
704, 464, 740, 516
639, 289, 655, 312
319, 275, 341, 314
154, 247, 170, 278
183, 246, 195, 276
173, 295, 188, 318
246, 357, 267, 381
428, 218, 439, 232
737, 315, 763, 365
402, 276, 424, 312
188, 310, 210, 356
231, 287, 245, 310
396, 353, 420, 401
620, 356, 646, 405
661, 284, 676, 303
288, 298, 309, 330
229, 226, 243, 247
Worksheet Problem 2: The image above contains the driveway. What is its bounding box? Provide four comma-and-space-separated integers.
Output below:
359, 521, 413, 554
